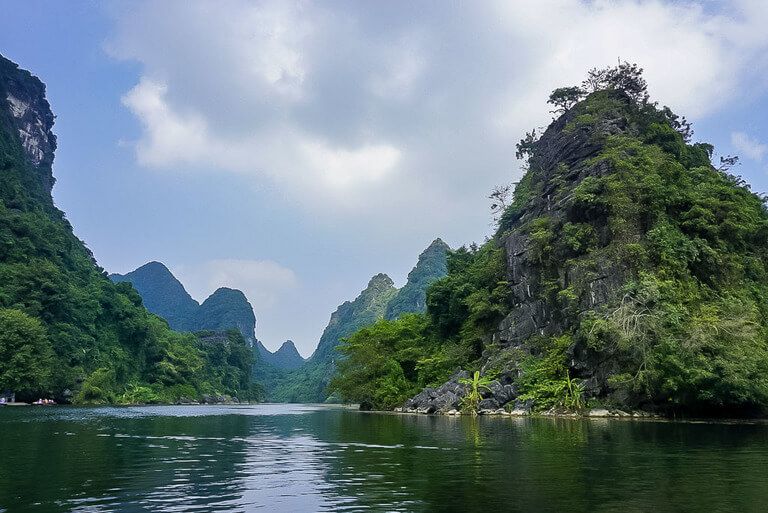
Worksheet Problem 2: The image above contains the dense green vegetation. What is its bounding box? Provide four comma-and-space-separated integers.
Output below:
270, 274, 398, 402
332, 63, 768, 416
110, 262, 200, 332
0, 55, 255, 404
329, 243, 512, 409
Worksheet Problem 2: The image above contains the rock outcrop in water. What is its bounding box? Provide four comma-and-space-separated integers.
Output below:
336, 64, 768, 416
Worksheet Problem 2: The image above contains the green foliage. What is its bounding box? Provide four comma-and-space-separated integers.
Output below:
386, 239, 449, 320
511, 66, 768, 413
76, 368, 117, 405
458, 371, 494, 414
427, 242, 511, 347
517, 335, 585, 411
332, 242, 512, 410
498, 167, 535, 233
0, 308, 53, 401
548, 86, 585, 114
337, 63, 768, 416
271, 241, 449, 404
269, 274, 398, 403
329, 314, 429, 409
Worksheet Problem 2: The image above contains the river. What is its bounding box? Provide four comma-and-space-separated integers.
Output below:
0, 404, 766, 512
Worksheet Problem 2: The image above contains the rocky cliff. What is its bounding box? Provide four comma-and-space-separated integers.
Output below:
1, 57, 56, 192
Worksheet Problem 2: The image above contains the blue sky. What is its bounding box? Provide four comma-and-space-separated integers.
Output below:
2, 1, 768, 356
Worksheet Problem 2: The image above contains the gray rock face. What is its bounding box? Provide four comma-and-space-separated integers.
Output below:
496, 105, 631, 348
1, 55, 57, 192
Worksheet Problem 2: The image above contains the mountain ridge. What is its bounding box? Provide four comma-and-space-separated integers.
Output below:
110, 263, 257, 345
256, 339, 305, 370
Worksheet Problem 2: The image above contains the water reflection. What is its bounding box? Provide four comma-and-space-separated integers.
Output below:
1, 405, 767, 512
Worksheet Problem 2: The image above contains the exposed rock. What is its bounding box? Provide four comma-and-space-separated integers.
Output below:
486, 381, 517, 405
478, 398, 500, 410
496, 106, 631, 349
200, 394, 236, 404
402, 369, 525, 413
513, 398, 535, 412
2, 58, 57, 177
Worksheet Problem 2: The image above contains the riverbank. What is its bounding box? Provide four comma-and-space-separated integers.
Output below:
390, 406, 768, 424
394, 406, 659, 418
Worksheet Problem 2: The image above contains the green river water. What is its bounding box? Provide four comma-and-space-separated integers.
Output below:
0, 404, 766, 512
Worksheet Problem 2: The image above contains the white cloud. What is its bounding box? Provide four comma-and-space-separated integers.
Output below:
108, 0, 768, 243
121, 75, 403, 209
731, 131, 767, 162
300, 140, 400, 188
121, 78, 210, 168
173, 259, 298, 312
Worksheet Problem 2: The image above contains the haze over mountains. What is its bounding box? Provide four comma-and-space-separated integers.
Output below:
255, 340, 305, 370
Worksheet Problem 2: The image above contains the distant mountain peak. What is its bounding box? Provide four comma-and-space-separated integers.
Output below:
385, 238, 450, 320
256, 339, 305, 371
138, 260, 170, 271
110, 262, 257, 344
367, 273, 394, 288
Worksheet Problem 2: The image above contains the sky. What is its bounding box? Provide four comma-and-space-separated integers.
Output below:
2, 0, 768, 357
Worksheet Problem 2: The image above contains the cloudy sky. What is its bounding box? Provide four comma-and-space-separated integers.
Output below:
3, 0, 768, 356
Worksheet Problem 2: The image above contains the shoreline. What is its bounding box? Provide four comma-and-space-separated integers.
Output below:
4, 402, 766, 425
388, 406, 768, 425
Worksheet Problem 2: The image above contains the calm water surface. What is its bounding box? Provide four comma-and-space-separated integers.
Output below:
0, 404, 766, 512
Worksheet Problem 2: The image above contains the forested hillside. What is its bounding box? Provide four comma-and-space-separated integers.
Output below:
0, 55, 255, 404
